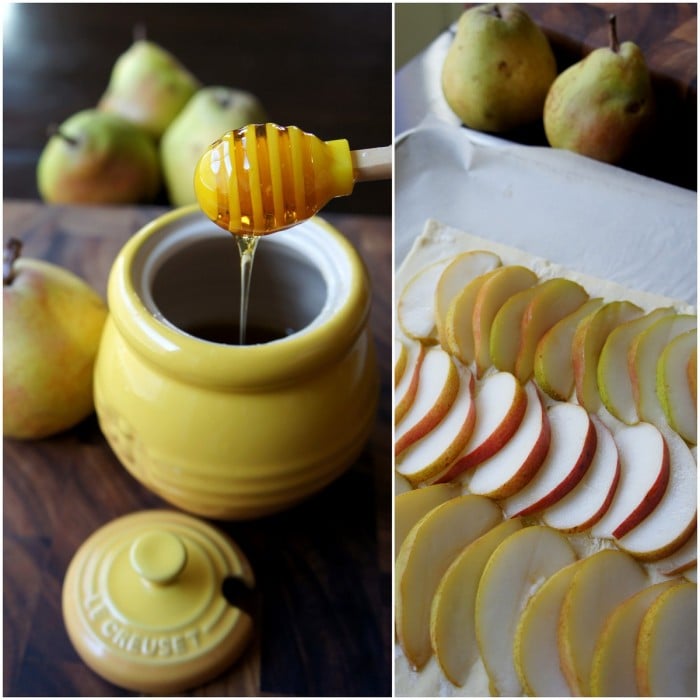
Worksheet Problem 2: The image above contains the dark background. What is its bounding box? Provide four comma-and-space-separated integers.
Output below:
3, 2, 392, 215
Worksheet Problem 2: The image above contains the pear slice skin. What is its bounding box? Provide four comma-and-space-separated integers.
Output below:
430, 518, 523, 687
394, 338, 408, 388
558, 548, 648, 696
636, 581, 697, 697
590, 580, 679, 697
395, 340, 426, 425
475, 525, 577, 697
396, 494, 503, 671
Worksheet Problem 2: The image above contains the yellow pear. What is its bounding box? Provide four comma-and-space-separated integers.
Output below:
442, 4, 557, 133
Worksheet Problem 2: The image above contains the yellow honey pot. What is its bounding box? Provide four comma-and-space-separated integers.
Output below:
94, 205, 378, 519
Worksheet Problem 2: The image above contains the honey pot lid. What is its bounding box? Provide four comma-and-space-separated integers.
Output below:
62, 509, 255, 694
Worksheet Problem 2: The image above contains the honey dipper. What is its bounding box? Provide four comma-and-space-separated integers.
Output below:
194, 123, 392, 236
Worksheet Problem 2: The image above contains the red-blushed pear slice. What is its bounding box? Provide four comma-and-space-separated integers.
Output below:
489, 284, 540, 373
534, 297, 604, 401
590, 422, 669, 541
434, 250, 501, 347
542, 414, 620, 533
514, 277, 589, 384
430, 518, 523, 687
636, 581, 697, 697
657, 329, 697, 444
475, 525, 577, 697
468, 380, 550, 499
614, 423, 697, 561
597, 307, 675, 424
395, 346, 460, 457
395, 482, 459, 556
590, 580, 679, 697
472, 265, 538, 378
657, 531, 697, 577
513, 559, 585, 697
394, 338, 408, 387
573, 300, 643, 412
396, 367, 476, 486
436, 371, 527, 483
629, 312, 697, 425
394, 340, 425, 425
501, 402, 596, 518
397, 258, 452, 341
558, 548, 649, 696
395, 494, 503, 671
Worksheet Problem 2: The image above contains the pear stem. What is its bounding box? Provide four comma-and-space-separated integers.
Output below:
133, 23, 147, 42
4, 238, 22, 286
608, 14, 620, 53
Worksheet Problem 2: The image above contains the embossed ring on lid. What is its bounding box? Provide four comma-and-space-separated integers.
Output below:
62, 510, 255, 694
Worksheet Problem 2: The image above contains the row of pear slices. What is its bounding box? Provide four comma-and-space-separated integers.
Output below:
395, 494, 697, 696
395, 342, 697, 564
396, 250, 697, 444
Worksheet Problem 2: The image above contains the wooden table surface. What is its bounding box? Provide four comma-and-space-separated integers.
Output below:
2, 201, 392, 697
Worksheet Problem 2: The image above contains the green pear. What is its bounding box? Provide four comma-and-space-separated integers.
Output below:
3, 239, 108, 439
442, 4, 557, 133
37, 109, 161, 204
99, 38, 200, 139
160, 86, 267, 207
543, 15, 655, 164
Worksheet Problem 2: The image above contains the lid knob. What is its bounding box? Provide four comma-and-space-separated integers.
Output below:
129, 529, 187, 585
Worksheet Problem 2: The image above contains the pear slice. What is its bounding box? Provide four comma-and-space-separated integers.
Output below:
430, 518, 523, 687
636, 581, 697, 697
475, 525, 577, 697
472, 265, 538, 377
395, 346, 460, 457
514, 559, 584, 697
657, 531, 697, 577
597, 307, 675, 424
542, 414, 620, 533
397, 259, 452, 341
657, 328, 697, 444
434, 250, 501, 347
558, 548, 649, 695
629, 312, 697, 425
395, 340, 425, 425
396, 366, 475, 486
396, 494, 502, 670
590, 580, 679, 696
573, 300, 643, 412
395, 473, 412, 496
514, 277, 589, 384
394, 338, 408, 387
395, 482, 459, 556
534, 297, 604, 401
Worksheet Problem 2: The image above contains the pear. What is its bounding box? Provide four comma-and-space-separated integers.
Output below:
99, 36, 200, 139
37, 109, 161, 204
3, 239, 108, 439
160, 86, 267, 207
543, 15, 655, 164
442, 4, 557, 133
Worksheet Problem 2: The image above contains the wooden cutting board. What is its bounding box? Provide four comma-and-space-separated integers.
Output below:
2, 200, 392, 697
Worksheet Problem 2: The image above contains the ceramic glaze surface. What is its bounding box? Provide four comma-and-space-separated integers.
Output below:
94, 206, 378, 519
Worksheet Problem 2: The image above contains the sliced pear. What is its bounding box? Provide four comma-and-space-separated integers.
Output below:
688, 344, 697, 403
573, 300, 643, 412
397, 258, 452, 341
443, 271, 491, 365
434, 250, 501, 347
636, 581, 697, 697
394, 338, 408, 387
396, 367, 475, 486
430, 518, 523, 687
475, 525, 577, 697
396, 494, 503, 670
657, 328, 697, 444
657, 531, 697, 577
534, 297, 604, 401
629, 312, 697, 425
597, 307, 675, 424
395, 346, 460, 457
472, 265, 538, 377
558, 548, 649, 695
395, 341, 426, 425
590, 580, 679, 696
395, 482, 459, 556
514, 559, 584, 697
395, 473, 412, 496
514, 277, 589, 384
